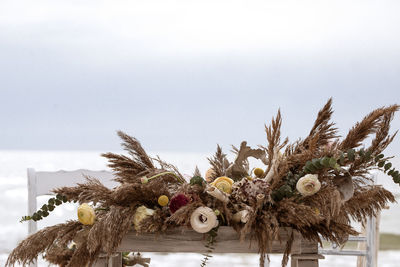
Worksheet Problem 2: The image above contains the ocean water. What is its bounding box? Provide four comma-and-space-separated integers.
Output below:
0, 150, 399, 266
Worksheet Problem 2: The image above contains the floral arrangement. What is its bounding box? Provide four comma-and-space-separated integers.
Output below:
6, 99, 400, 267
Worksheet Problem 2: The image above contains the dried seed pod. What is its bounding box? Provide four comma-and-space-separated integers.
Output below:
232, 209, 250, 223
205, 185, 229, 203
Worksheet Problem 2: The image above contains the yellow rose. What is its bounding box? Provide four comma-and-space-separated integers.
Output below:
211, 176, 234, 194
296, 174, 321, 196
77, 203, 96, 225
133, 205, 155, 231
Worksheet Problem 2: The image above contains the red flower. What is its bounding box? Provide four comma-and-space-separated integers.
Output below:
169, 194, 190, 213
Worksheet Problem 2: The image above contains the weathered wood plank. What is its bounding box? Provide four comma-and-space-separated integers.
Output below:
117, 227, 305, 254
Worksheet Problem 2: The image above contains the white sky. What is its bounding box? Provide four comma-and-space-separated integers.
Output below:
0, 0, 399, 155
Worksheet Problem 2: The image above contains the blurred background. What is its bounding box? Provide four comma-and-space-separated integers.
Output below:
1, 0, 399, 266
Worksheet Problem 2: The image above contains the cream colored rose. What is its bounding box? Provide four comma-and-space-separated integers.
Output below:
77, 203, 96, 225
133, 205, 155, 231
296, 174, 321, 196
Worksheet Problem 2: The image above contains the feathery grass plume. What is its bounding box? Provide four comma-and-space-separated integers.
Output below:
276, 199, 322, 228
110, 173, 175, 207
252, 211, 279, 267
44, 221, 86, 266
66, 246, 91, 267
343, 185, 395, 223
66, 230, 97, 267
53, 176, 113, 205
368, 110, 399, 155
152, 156, 185, 183
297, 220, 358, 247
262, 110, 289, 188
44, 244, 74, 267
207, 145, 230, 178
303, 98, 338, 148
138, 208, 169, 233
193, 166, 202, 177
117, 131, 154, 169
86, 205, 136, 255
165, 201, 203, 227
6, 221, 81, 267
66, 226, 100, 267
282, 230, 294, 267
101, 131, 154, 184
303, 185, 342, 226
343, 106, 399, 179
339, 105, 400, 151
102, 151, 151, 183
278, 100, 338, 183
264, 110, 288, 171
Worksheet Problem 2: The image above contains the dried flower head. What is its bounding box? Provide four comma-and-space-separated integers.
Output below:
157, 195, 169, 206
169, 194, 190, 213
211, 176, 234, 194
231, 178, 270, 205
133, 206, 155, 231
204, 168, 216, 182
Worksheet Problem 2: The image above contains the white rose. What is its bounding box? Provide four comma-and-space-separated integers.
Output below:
296, 174, 321, 196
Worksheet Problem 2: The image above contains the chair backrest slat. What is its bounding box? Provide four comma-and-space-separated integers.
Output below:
34, 169, 116, 196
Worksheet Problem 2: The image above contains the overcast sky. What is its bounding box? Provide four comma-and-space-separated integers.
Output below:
0, 0, 399, 155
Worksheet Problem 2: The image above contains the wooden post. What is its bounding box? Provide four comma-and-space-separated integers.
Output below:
89, 227, 320, 267
291, 235, 324, 267
109, 253, 122, 267
92, 257, 107, 267
91, 254, 122, 267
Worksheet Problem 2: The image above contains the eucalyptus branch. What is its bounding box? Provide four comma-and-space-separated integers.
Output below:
20, 194, 68, 222
200, 227, 218, 267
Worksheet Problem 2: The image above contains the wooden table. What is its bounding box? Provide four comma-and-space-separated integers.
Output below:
94, 227, 324, 267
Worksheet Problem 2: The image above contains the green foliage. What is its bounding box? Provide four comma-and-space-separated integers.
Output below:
190, 176, 206, 187
272, 148, 400, 202
374, 153, 400, 184
302, 149, 400, 185
200, 227, 218, 267
303, 156, 340, 174
20, 194, 69, 223
271, 171, 300, 201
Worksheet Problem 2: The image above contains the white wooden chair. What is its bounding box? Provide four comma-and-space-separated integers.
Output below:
27, 168, 120, 267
